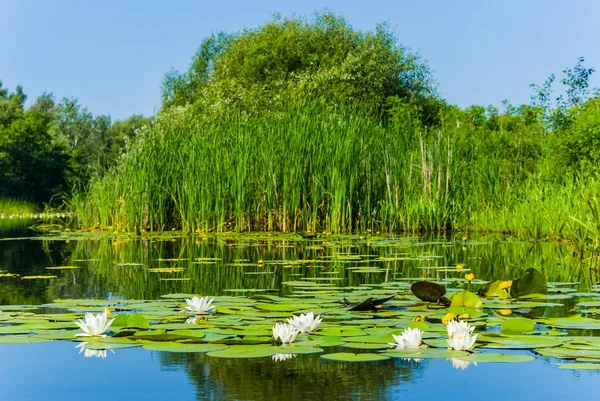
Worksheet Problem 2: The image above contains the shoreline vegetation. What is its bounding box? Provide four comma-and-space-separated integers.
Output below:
1, 12, 599, 261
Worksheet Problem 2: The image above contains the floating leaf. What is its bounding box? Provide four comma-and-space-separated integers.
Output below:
450, 290, 483, 309
141, 342, 227, 353
112, 313, 150, 329
557, 363, 600, 370
501, 318, 535, 334
320, 352, 390, 362
459, 353, 535, 363
511, 268, 547, 298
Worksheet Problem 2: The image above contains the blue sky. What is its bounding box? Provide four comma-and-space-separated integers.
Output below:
1, 0, 599, 120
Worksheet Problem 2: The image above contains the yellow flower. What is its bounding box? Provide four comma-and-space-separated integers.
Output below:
499, 281, 512, 289
498, 309, 512, 316
458, 313, 470, 320
258, 259, 264, 265
462, 236, 468, 241
456, 264, 464, 271
412, 314, 425, 322
462, 246, 467, 251
442, 312, 456, 324
465, 273, 475, 281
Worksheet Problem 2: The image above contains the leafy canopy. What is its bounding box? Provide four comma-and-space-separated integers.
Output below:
162, 11, 436, 116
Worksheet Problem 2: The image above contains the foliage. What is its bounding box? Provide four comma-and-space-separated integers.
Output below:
162, 11, 437, 121
0, 81, 151, 203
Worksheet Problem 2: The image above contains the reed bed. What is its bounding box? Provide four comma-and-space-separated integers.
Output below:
72, 99, 600, 257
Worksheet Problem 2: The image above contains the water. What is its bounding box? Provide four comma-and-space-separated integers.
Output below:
0, 226, 599, 400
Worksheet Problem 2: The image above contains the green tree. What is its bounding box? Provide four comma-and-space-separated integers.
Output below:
162, 11, 437, 120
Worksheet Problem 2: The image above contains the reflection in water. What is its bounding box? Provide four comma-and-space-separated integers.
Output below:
272, 353, 296, 361
450, 358, 475, 370
75, 342, 113, 359
0, 231, 596, 305
158, 352, 423, 401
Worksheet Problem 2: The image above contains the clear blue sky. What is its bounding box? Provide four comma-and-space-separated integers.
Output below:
1, 0, 599, 120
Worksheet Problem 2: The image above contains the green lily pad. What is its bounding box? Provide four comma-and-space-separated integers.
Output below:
450, 290, 483, 309
459, 353, 535, 363
206, 345, 277, 358
383, 348, 470, 359
501, 318, 535, 334
141, 342, 227, 353
112, 313, 150, 329
557, 363, 600, 370
0, 335, 50, 343
320, 352, 390, 362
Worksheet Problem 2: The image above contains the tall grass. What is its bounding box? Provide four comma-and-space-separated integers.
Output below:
71, 98, 600, 264
0, 199, 38, 215
74, 99, 452, 234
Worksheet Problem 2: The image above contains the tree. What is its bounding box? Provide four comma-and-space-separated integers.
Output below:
161, 11, 437, 121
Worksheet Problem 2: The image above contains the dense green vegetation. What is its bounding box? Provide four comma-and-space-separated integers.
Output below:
0, 82, 151, 205
2, 12, 599, 258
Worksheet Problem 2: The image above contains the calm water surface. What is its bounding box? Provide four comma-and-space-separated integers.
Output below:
0, 225, 598, 400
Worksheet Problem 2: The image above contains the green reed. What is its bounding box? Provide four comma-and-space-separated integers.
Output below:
72, 98, 600, 255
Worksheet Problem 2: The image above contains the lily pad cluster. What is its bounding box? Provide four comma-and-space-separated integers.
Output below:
0, 263, 600, 371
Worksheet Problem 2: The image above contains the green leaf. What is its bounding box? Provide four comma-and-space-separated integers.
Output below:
501, 318, 535, 334
320, 352, 390, 362
450, 290, 483, 309
478, 281, 510, 298
557, 363, 600, 370
382, 348, 469, 359
141, 342, 227, 353
112, 313, 150, 329
459, 353, 535, 363
511, 268, 547, 298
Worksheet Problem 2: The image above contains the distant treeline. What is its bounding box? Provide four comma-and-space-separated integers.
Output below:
0, 84, 151, 204
3, 12, 600, 249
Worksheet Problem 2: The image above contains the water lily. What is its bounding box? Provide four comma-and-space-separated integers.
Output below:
286, 311, 322, 333
185, 296, 215, 313
272, 353, 297, 361
447, 332, 477, 351
74, 311, 114, 337
185, 316, 198, 324
447, 319, 474, 338
499, 280, 513, 289
465, 273, 475, 281
446, 319, 477, 351
389, 327, 423, 349
272, 323, 299, 344
451, 357, 477, 370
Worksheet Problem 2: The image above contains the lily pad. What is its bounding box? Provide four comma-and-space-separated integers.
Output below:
320, 352, 390, 362
459, 353, 535, 363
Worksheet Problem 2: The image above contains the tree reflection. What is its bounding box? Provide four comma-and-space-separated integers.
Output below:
158, 351, 424, 401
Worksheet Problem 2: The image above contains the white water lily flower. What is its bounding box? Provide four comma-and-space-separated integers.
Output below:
451, 357, 477, 370
74, 311, 114, 337
185, 316, 198, 324
272, 353, 297, 361
447, 319, 474, 338
185, 296, 216, 313
286, 312, 322, 333
389, 328, 423, 349
447, 331, 477, 351
272, 323, 299, 344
